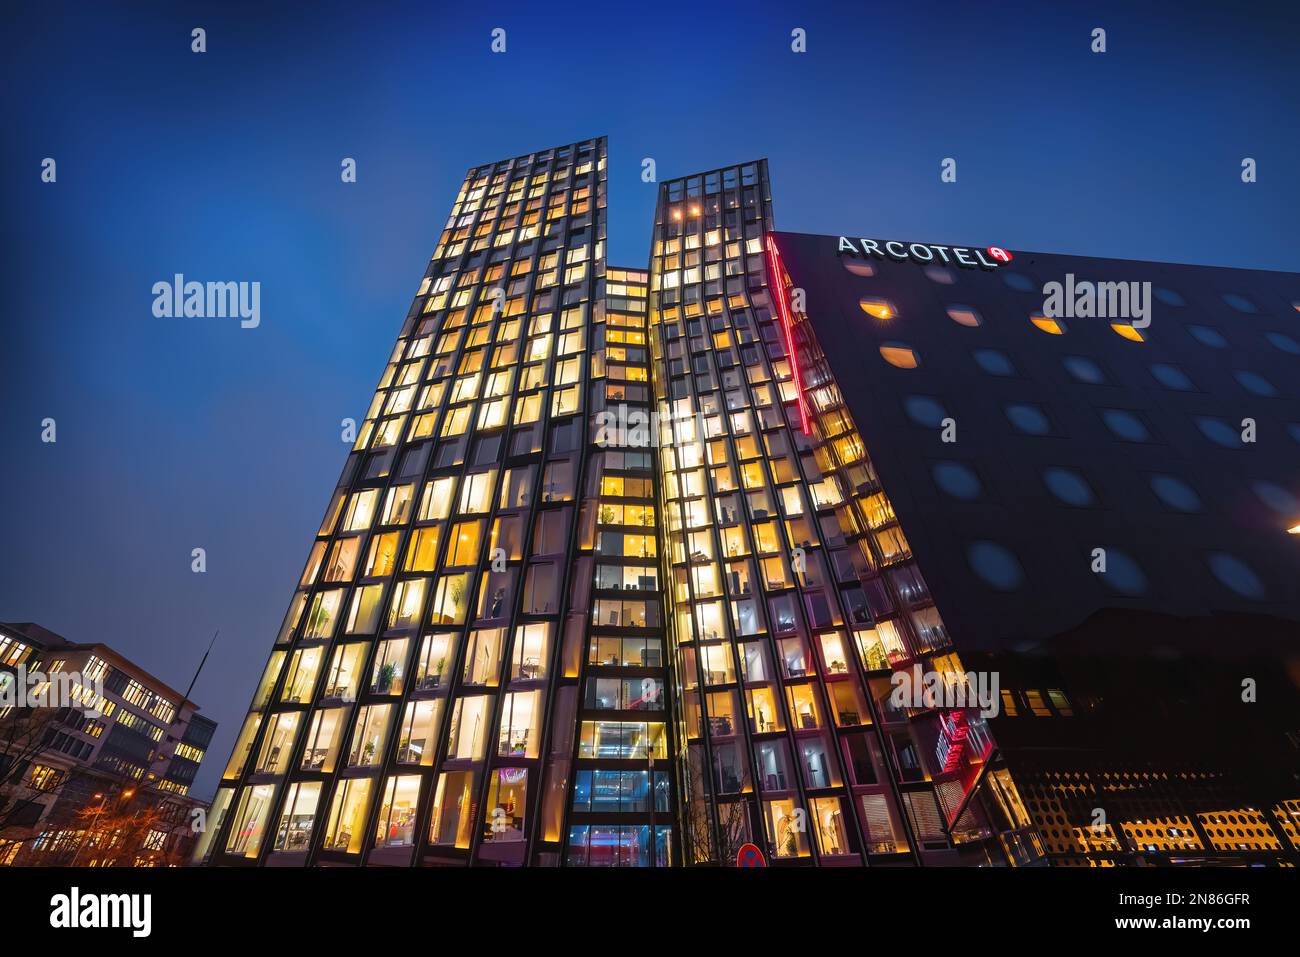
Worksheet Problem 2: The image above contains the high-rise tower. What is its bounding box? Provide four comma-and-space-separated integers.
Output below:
205, 137, 677, 866
647, 163, 1009, 866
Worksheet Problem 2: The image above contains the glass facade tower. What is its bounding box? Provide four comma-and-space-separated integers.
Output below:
649, 164, 1008, 866
208, 138, 675, 867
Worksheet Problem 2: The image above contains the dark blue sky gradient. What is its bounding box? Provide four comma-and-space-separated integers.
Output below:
2, 1, 1297, 799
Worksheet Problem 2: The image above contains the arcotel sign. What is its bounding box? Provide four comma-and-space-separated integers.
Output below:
838, 236, 1013, 270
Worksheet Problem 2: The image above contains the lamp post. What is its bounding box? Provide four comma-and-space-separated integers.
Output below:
70, 792, 107, 866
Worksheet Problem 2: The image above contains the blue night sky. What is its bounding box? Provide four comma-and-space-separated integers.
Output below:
1, 1, 1297, 799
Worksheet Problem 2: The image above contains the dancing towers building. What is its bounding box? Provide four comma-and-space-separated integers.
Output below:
204, 138, 1037, 867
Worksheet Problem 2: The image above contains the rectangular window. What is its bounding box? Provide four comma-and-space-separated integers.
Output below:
281, 646, 323, 703
447, 521, 483, 566
347, 704, 393, 767
344, 490, 380, 531
371, 637, 411, 694
273, 781, 322, 853
254, 712, 300, 774
346, 584, 385, 634
429, 770, 478, 848
414, 632, 456, 691
497, 690, 542, 758
523, 563, 558, 614
419, 477, 456, 520
301, 707, 348, 773
482, 767, 528, 843
511, 623, 549, 681
430, 573, 471, 625
366, 532, 401, 577
396, 699, 443, 766
373, 775, 421, 848
323, 643, 366, 701
225, 784, 275, 858
322, 778, 373, 854
462, 628, 505, 686
405, 526, 442, 572
446, 695, 495, 761
387, 580, 427, 632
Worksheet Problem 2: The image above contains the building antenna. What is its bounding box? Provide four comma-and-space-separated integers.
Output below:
182, 629, 219, 705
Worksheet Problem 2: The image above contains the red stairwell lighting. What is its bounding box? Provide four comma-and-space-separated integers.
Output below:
764, 235, 811, 436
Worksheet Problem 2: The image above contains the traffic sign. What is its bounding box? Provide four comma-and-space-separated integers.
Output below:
736, 842, 766, 867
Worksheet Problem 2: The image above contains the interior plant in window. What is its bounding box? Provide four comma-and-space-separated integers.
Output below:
450, 577, 467, 620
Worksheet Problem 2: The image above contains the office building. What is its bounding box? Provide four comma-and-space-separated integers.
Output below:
0, 621, 216, 866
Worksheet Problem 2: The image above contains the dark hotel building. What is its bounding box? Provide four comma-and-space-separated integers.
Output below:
205, 136, 1300, 867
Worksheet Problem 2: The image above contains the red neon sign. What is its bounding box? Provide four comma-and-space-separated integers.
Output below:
764, 235, 811, 436
936, 710, 971, 773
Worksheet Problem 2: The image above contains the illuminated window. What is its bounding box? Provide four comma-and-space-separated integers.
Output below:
1030, 313, 1065, 335
859, 298, 896, 320
373, 775, 421, 848
946, 305, 981, 327
879, 344, 919, 369
343, 490, 380, 531
447, 521, 483, 565
225, 785, 275, 858
346, 704, 393, 767
272, 782, 321, 853
405, 526, 441, 572
322, 778, 373, 853
387, 581, 426, 632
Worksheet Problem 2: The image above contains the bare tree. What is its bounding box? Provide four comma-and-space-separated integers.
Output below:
681, 765, 756, 865
71, 798, 170, 867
